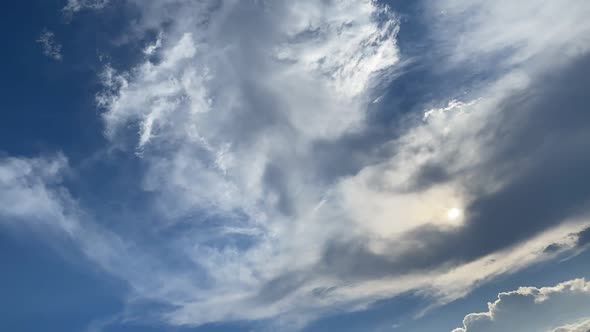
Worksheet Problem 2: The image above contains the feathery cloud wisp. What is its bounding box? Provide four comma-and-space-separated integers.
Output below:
37, 29, 62, 61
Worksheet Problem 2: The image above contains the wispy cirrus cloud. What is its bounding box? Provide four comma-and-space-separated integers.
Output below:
552, 319, 590, 332
62, 0, 109, 16
37, 29, 62, 61
0, 155, 70, 226
429, 0, 590, 68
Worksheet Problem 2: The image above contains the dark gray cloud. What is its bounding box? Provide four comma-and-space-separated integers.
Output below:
575, 227, 590, 247
543, 226, 590, 254
256, 272, 309, 304
319, 54, 590, 279
320, 230, 460, 281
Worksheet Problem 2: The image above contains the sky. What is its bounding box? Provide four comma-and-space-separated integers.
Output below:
1, 1, 590, 331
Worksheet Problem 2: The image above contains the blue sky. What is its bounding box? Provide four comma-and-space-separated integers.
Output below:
1, 1, 590, 331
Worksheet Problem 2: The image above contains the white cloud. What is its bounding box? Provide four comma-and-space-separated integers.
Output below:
98, 0, 401, 224
37, 29, 62, 61
16, 0, 590, 329
0, 155, 115, 267
0, 155, 213, 312
452, 278, 590, 332
552, 319, 590, 332
94, 0, 424, 326
430, 0, 590, 68
2, 154, 585, 330
87, 0, 590, 328
62, 0, 109, 15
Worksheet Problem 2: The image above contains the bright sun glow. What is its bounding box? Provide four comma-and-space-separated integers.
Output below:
447, 208, 462, 220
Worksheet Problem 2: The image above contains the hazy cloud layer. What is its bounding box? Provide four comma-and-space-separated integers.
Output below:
0, 155, 70, 225
552, 319, 590, 332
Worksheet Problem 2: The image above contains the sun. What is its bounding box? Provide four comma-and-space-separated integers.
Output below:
447, 208, 462, 221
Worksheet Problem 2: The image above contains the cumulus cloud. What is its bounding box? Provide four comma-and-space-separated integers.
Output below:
36, 29, 62, 61
452, 278, 590, 332
13, 0, 590, 329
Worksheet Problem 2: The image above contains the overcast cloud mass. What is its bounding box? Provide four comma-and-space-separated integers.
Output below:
1, 0, 590, 331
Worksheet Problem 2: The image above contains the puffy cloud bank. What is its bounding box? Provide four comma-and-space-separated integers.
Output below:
453, 278, 590, 332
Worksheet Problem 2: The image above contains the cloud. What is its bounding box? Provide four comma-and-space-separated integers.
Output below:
98, 0, 401, 223
12, 0, 590, 329
96, 1, 404, 324
575, 227, 590, 248
86, 0, 590, 328
0, 155, 69, 223
36, 29, 62, 61
552, 319, 590, 332
0, 154, 119, 268
429, 0, 590, 68
544, 226, 590, 254
62, 0, 109, 15
452, 278, 590, 332
335, 53, 590, 279
0, 154, 214, 317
